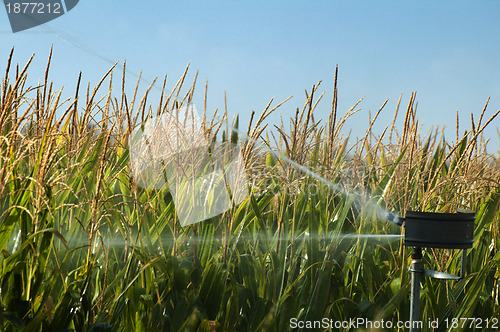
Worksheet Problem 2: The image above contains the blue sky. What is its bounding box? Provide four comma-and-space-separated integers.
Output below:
2, 1, 500, 154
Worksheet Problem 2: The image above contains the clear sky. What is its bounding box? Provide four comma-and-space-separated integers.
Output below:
2, 1, 500, 154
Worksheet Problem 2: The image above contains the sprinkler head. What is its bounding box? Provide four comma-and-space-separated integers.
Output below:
386, 212, 404, 226
404, 210, 475, 249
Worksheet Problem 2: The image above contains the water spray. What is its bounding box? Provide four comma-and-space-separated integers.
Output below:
220, 120, 396, 222
65, 232, 404, 249
130, 105, 400, 226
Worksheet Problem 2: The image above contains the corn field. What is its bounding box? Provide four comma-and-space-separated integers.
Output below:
1, 50, 499, 331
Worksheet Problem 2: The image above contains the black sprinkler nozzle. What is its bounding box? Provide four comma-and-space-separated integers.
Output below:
387, 212, 404, 226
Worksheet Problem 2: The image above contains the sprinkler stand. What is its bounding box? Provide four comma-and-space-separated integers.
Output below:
409, 247, 423, 332
389, 210, 476, 331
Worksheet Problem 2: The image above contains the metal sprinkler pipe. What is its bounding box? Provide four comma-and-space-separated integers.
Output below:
409, 247, 423, 332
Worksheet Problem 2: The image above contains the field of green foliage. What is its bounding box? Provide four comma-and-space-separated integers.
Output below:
1, 50, 499, 331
